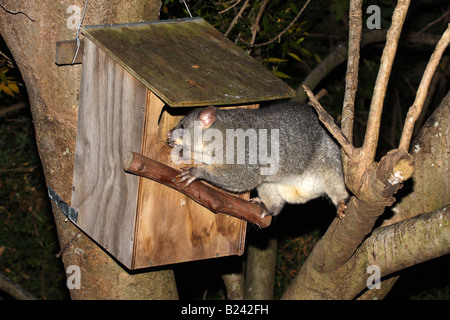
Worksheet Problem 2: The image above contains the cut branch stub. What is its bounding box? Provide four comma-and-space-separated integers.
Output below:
357, 149, 414, 205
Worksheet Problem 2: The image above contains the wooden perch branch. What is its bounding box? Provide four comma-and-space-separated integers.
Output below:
398, 23, 450, 152
123, 152, 271, 228
303, 85, 355, 157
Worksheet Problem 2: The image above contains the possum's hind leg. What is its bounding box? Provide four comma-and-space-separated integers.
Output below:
255, 183, 285, 217
322, 169, 349, 218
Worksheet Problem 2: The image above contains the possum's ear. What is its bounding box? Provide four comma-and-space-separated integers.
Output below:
199, 106, 217, 128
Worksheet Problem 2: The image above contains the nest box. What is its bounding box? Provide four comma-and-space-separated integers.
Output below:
70, 18, 295, 269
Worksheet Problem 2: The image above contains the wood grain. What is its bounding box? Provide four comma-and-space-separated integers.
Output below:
132, 91, 249, 268
71, 39, 146, 268
71, 22, 276, 269
82, 18, 295, 107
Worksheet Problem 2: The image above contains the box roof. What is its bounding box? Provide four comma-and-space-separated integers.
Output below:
82, 18, 295, 107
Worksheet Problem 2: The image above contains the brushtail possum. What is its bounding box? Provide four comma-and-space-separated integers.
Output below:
167, 101, 349, 218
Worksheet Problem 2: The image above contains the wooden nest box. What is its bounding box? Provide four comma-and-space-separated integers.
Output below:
71, 18, 295, 269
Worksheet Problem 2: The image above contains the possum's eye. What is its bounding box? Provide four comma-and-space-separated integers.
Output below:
169, 127, 188, 146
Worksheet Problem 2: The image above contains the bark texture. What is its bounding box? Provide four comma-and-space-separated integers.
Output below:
0, 0, 178, 299
283, 0, 449, 299
283, 93, 449, 300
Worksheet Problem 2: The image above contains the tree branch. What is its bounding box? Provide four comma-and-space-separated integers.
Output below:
341, 0, 363, 145
346, 204, 450, 299
383, 89, 450, 226
248, 0, 310, 48
123, 152, 271, 228
244, 236, 277, 299
219, 0, 242, 15
224, 0, 250, 37
222, 272, 245, 300
284, 0, 448, 301
247, 0, 269, 54
283, 204, 449, 300
0, 101, 27, 117
293, 29, 387, 103
303, 85, 355, 157
0, 273, 37, 300
410, 10, 450, 39
371, 204, 450, 276
398, 23, 450, 151
362, 0, 410, 166
283, 147, 414, 299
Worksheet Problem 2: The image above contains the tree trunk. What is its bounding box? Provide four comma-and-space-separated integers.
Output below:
244, 233, 277, 299
356, 89, 450, 299
384, 90, 450, 226
0, 0, 178, 299
282, 91, 450, 299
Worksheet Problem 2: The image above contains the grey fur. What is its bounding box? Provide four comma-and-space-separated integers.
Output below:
168, 101, 348, 217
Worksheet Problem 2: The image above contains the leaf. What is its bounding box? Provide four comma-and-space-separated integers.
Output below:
287, 52, 303, 62
9, 83, 20, 94
1, 83, 14, 96
0, 69, 7, 83
289, 39, 303, 52
272, 70, 291, 79
313, 53, 322, 64
262, 14, 270, 35
282, 40, 289, 58
277, 11, 292, 20
263, 57, 288, 63
290, 3, 299, 14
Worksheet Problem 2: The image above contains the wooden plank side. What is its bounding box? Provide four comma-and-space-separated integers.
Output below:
71, 39, 146, 268
55, 39, 84, 65
82, 18, 296, 107
132, 91, 248, 268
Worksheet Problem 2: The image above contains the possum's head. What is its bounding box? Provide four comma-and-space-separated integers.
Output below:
167, 106, 218, 164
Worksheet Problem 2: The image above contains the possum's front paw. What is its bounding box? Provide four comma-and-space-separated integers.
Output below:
177, 167, 199, 187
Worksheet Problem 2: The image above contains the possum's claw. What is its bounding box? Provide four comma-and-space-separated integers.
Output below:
337, 197, 350, 219
249, 197, 262, 204
250, 197, 271, 218
177, 167, 198, 187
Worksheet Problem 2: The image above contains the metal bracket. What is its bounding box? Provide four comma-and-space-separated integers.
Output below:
47, 186, 78, 224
